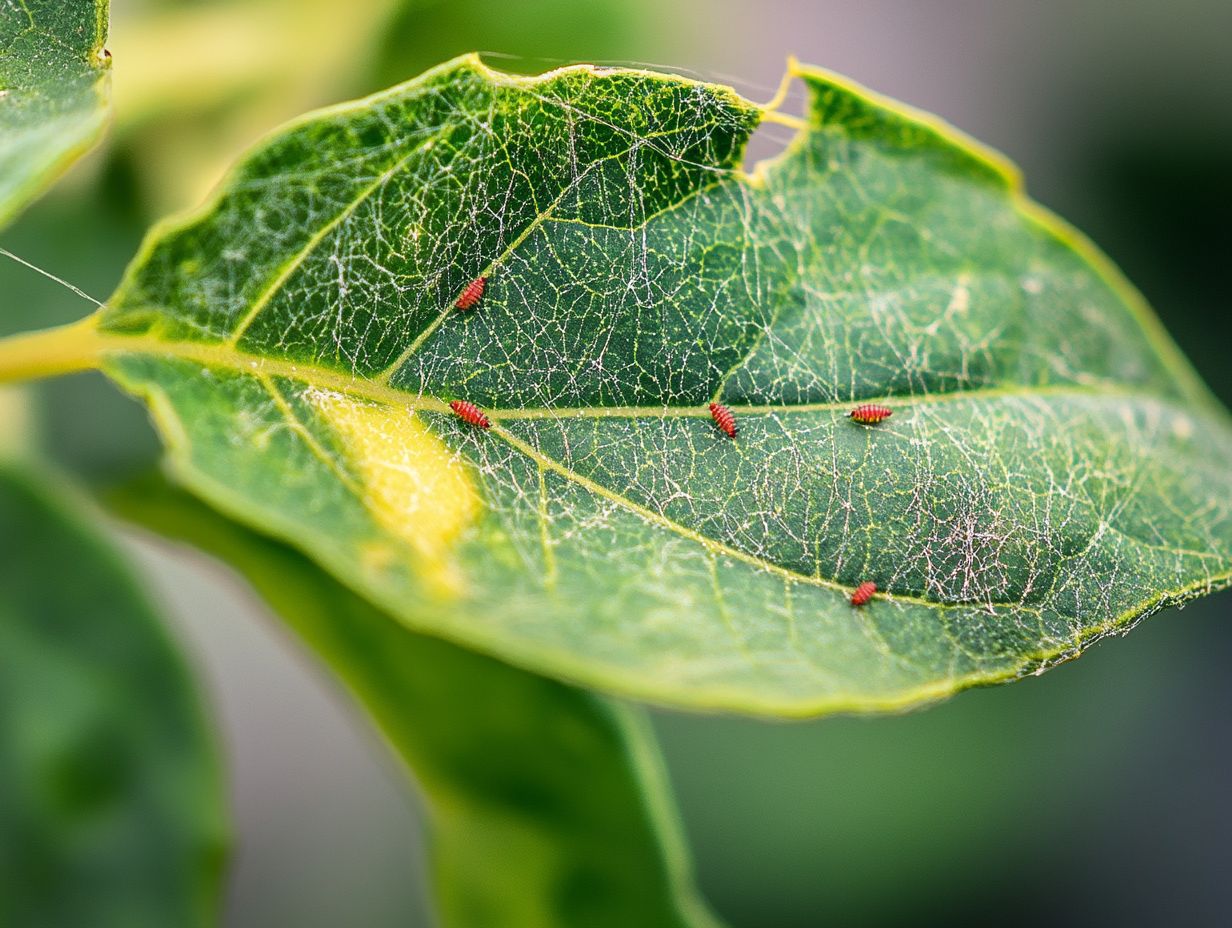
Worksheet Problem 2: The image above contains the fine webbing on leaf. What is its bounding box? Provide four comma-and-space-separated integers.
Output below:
94, 55, 1232, 715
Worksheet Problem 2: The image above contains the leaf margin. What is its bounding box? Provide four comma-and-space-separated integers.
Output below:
0, 0, 113, 229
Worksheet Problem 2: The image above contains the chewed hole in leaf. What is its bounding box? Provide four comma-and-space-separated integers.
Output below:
742, 118, 805, 174
742, 69, 811, 174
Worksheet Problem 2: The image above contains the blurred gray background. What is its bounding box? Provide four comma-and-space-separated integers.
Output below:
3, 0, 1230, 924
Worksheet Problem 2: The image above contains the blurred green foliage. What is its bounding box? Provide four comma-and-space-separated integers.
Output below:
0, 465, 226, 928
109, 474, 717, 928
368, 0, 670, 88
657, 612, 1204, 927
0, 0, 110, 228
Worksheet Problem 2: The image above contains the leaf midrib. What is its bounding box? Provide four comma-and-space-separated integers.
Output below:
98, 326, 1153, 419
95, 324, 1207, 613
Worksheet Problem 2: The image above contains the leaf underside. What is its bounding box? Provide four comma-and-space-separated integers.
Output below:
110, 474, 716, 928
97, 54, 1232, 715
0, 464, 225, 927
0, 0, 110, 228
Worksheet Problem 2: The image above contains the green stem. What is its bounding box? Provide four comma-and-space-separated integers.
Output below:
0, 317, 105, 385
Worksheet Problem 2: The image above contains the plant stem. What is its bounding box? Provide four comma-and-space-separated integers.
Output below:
0, 317, 106, 385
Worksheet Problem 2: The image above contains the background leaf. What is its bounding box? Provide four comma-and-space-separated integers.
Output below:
0, 463, 225, 927
108, 0, 402, 213
28, 54, 1232, 715
1, 13, 227, 922
0, 0, 111, 227
110, 473, 718, 928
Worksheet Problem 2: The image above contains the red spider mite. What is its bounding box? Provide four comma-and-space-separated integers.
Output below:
850, 581, 877, 607
449, 400, 491, 429
849, 403, 892, 424
455, 276, 487, 310
708, 402, 737, 438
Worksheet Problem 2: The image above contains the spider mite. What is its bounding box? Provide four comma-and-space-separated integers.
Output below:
449, 400, 491, 429
708, 402, 737, 438
849, 403, 892, 424
455, 275, 487, 310
850, 581, 877, 607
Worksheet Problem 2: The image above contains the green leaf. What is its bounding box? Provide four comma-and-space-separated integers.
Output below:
109, 0, 403, 213
14, 55, 1232, 715
0, 463, 226, 927
109, 473, 718, 928
0, 0, 111, 227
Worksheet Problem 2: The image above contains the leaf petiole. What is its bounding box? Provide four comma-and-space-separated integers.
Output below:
0, 317, 107, 385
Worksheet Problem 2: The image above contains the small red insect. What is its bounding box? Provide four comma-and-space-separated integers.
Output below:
449, 400, 491, 429
849, 403, 892, 424
708, 402, 737, 438
455, 276, 487, 310
850, 581, 877, 607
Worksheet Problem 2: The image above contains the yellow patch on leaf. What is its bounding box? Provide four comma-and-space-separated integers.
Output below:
308, 390, 479, 594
